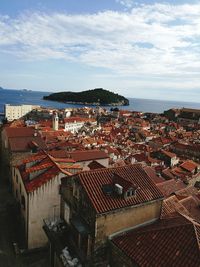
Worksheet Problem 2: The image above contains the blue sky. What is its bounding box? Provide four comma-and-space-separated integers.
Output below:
0, 0, 200, 102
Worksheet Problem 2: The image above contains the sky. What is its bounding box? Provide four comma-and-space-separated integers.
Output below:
0, 0, 200, 102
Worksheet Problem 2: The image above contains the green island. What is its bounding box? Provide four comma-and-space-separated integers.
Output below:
43, 88, 129, 106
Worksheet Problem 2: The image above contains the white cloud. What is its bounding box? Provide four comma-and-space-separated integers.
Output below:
0, 3, 200, 88
116, 0, 134, 9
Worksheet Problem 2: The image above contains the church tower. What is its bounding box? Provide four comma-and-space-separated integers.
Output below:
52, 112, 59, 131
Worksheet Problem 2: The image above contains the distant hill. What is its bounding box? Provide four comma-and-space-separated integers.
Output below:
43, 88, 129, 106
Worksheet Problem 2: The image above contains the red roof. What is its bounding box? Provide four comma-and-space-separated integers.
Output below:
156, 179, 186, 197
49, 149, 109, 162
25, 162, 53, 174
4, 127, 36, 138
180, 160, 199, 173
64, 117, 95, 123
22, 153, 46, 164
9, 136, 47, 152
113, 173, 137, 192
161, 195, 190, 219
77, 164, 163, 214
25, 166, 60, 192
161, 149, 177, 158
144, 166, 165, 184
17, 153, 64, 193
112, 216, 200, 267
88, 160, 106, 170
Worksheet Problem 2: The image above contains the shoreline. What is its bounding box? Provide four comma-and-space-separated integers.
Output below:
43, 98, 129, 107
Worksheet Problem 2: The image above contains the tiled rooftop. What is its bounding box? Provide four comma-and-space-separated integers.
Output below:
156, 179, 186, 197
77, 164, 164, 214
49, 149, 109, 162
112, 216, 200, 267
180, 160, 199, 173
161, 195, 190, 219
9, 136, 47, 152
4, 127, 36, 138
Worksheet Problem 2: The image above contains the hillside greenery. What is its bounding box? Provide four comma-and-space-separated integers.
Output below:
43, 88, 129, 106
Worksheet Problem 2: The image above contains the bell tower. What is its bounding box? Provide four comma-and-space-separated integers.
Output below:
52, 112, 59, 131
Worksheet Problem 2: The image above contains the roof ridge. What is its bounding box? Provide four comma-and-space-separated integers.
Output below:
193, 224, 200, 250
78, 163, 143, 176
47, 152, 73, 176
119, 217, 192, 237
178, 212, 200, 227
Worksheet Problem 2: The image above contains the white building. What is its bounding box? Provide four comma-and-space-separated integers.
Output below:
64, 117, 97, 133
12, 153, 67, 249
5, 104, 39, 121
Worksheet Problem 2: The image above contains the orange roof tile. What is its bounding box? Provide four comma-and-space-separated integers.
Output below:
77, 164, 163, 214
156, 179, 186, 197
112, 216, 200, 267
180, 160, 199, 173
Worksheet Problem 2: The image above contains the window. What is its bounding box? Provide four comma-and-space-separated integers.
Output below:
21, 195, 25, 210
64, 202, 70, 223
127, 191, 131, 197
73, 184, 79, 199
126, 189, 135, 198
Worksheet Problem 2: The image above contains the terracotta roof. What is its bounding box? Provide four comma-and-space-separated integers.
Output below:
25, 162, 53, 174
88, 160, 106, 170
144, 166, 165, 184
9, 136, 47, 152
22, 153, 46, 164
156, 179, 186, 197
180, 160, 199, 173
161, 195, 190, 219
25, 166, 60, 192
77, 164, 163, 214
113, 173, 137, 192
180, 196, 200, 222
174, 142, 200, 153
111, 216, 200, 267
64, 117, 95, 123
17, 153, 68, 193
162, 168, 176, 180
4, 127, 36, 138
52, 157, 76, 163
175, 186, 199, 197
48, 149, 109, 162
161, 150, 177, 158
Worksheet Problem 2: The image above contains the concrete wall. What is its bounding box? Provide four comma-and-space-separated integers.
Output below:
12, 167, 28, 239
95, 199, 162, 246
12, 166, 66, 249
28, 172, 65, 249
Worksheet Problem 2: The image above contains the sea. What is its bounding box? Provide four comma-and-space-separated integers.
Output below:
0, 89, 200, 119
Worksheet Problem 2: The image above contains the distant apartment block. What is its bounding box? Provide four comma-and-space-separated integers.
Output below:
5, 104, 39, 121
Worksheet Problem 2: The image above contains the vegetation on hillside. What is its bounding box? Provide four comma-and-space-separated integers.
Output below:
43, 88, 129, 106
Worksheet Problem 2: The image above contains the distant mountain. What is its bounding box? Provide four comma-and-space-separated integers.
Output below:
0, 86, 4, 90
43, 88, 129, 106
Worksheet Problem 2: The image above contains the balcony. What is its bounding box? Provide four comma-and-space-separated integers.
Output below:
43, 217, 82, 267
